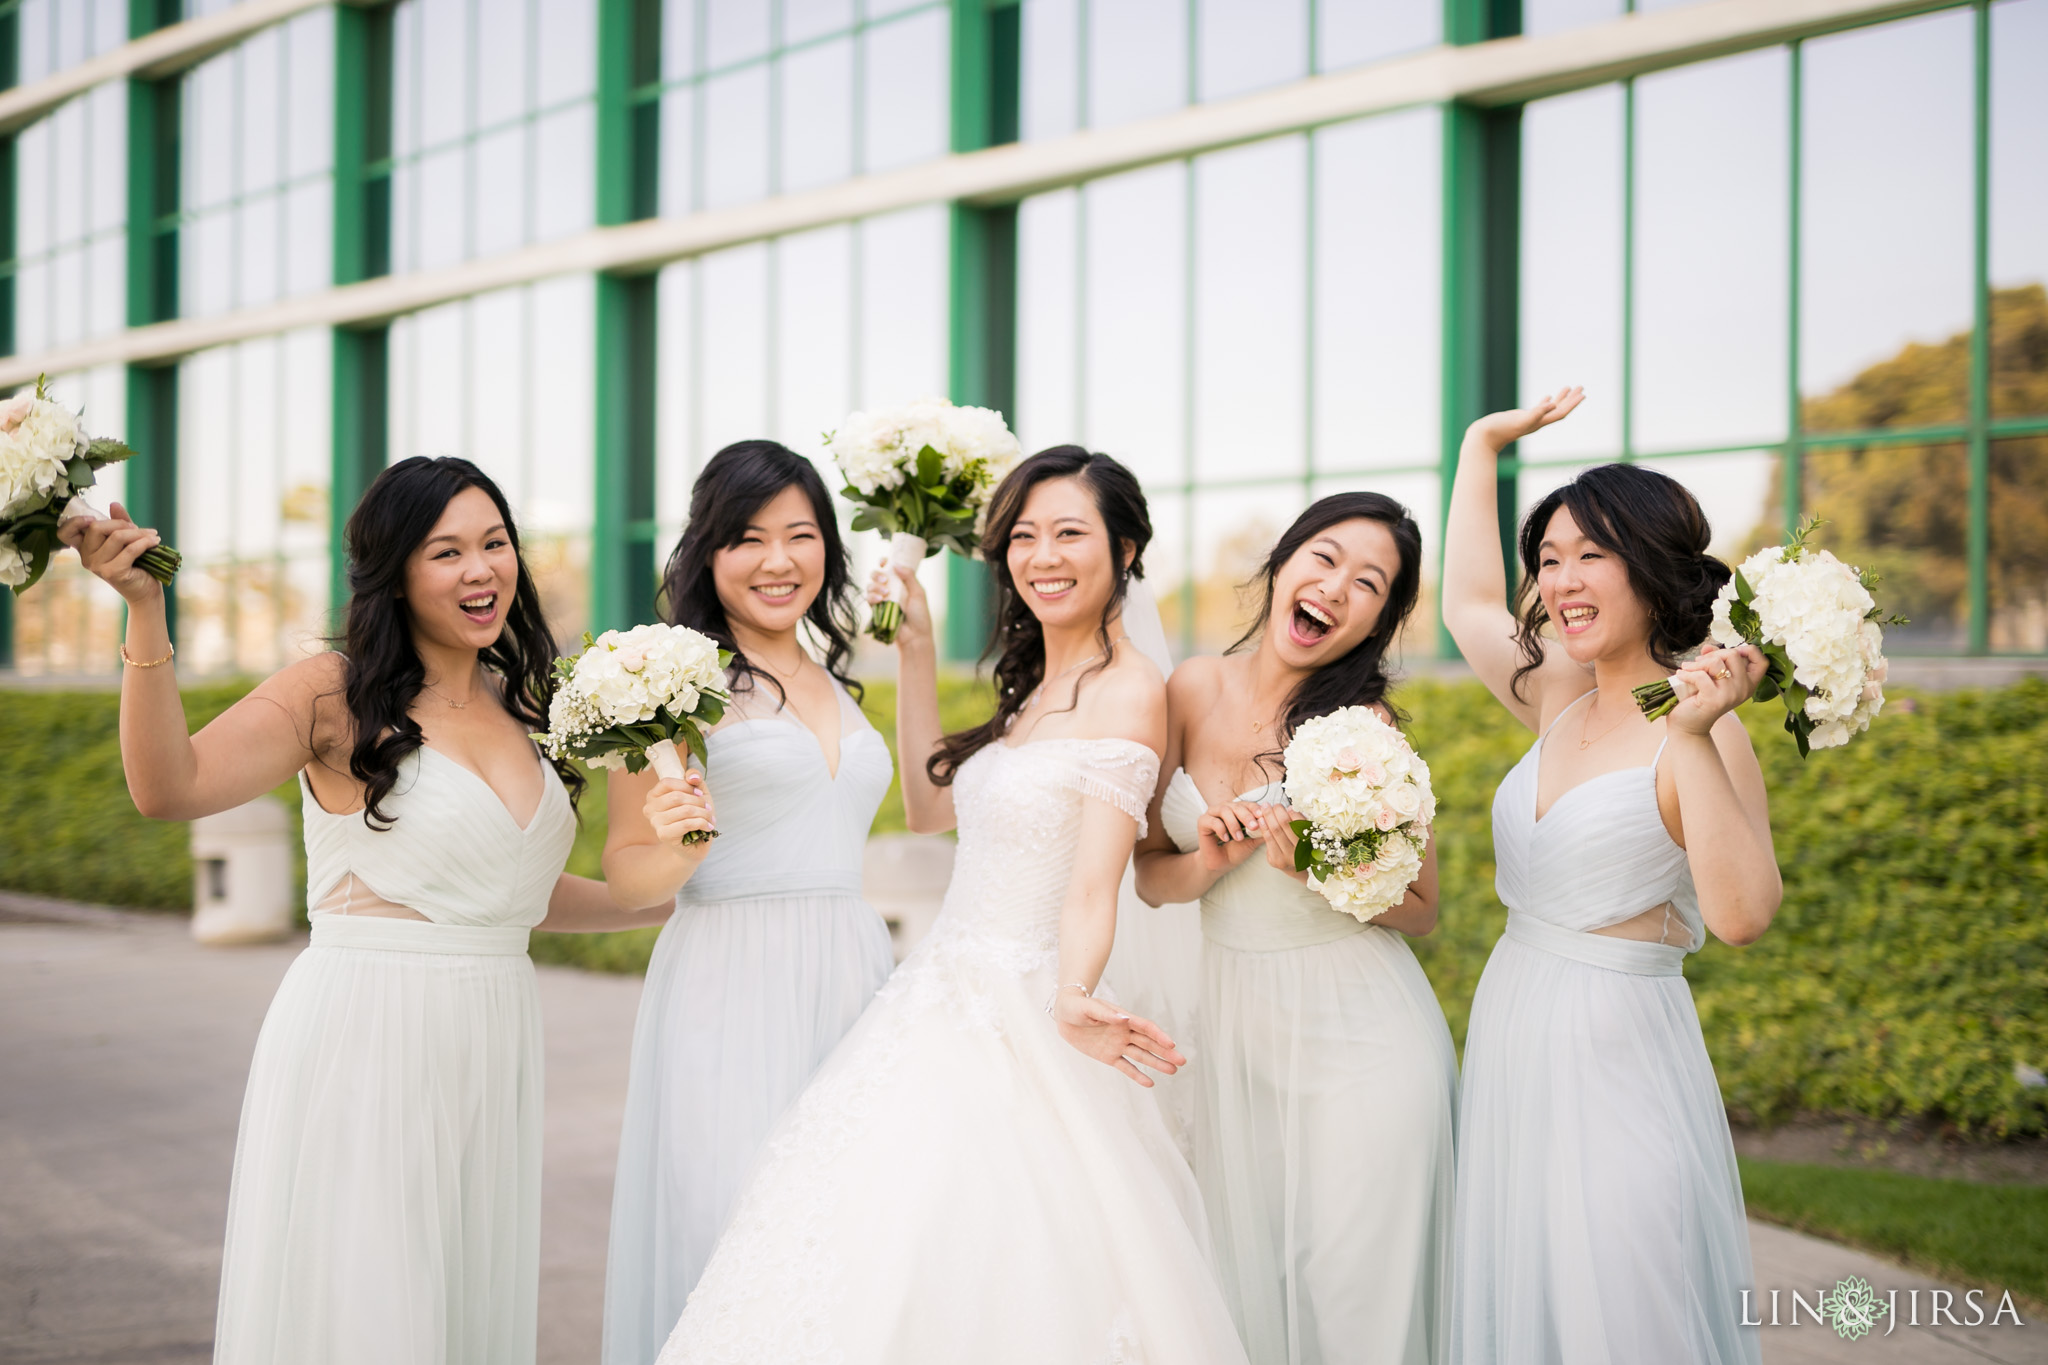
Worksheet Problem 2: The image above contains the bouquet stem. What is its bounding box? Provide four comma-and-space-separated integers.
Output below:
1632, 676, 1685, 721
867, 533, 927, 644
137, 544, 183, 585
868, 599, 904, 645
646, 737, 716, 845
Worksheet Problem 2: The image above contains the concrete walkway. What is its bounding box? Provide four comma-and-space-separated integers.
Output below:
2, 899, 2039, 1365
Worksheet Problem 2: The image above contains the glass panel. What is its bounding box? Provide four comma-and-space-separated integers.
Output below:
1990, 436, 2048, 652
1193, 137, 1307, 483
240, 32, 283, 189
1140, 489, 1189, 651
1520, 84, 1624, 460
415, 0, 472, 151
1082, 164, 1187, 487
859, 208, 949, 407
1016, 189, 1081, 452
1525, 0, 1619, 40
537, 0, 599, 104
774, 226, 855, 455
474, 127, 530, 258
1991, 0, 2048, 419
703, 65, 771, 207
863, 8, 949, 173
706, 0, 772, 67
699, 243, 772, 450
1198, 0, 1307, 103
1022, 0, 1081, 142
533, 105, 596, 241
1318, 0, 1439, 72
1803, 443, 1968, 653
782, 38, 855, 193
415, 147, 469, 270
785, 0, 857, 46
285, 13, 336, 181
238, 195, 281, 309
527, 275, 597, 642
1088, 0, 1188, 131
184, 211, 235, 318
1181, 484, 1311, 655
655, 263, 698, 537
1313, 106, 1441, 473
1634, 50, 1789, 454
1801, 10, 1974, 410
477, 3, 532, 129
1635, 451, 1782, 563
662, 0, 697, 81
469, 291, 529, 493
88, 85, 128, 235
660, 91, 697, 218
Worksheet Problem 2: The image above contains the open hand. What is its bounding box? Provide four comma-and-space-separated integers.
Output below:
1194, 800, 1273, 875
1055, 990, 1186, 1087
1667, 643, 1767, 736
1470, 386, 1585, 450
644, 771, 716, 847
55, 501, 163, 605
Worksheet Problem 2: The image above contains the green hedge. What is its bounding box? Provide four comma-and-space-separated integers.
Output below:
5, 673, 2044, 1137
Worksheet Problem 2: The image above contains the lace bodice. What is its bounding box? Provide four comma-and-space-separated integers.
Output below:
896, 737, 1159, 983
1491, 693, 1703, 952
300, 744, 576, 928
1160, 769, 1371, 951
678, 679, 892, 903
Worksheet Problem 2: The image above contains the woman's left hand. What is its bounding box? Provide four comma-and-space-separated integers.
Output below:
1259, 804, 1311, 883
1054, 991, 1186, 1087
1667, 644, 1768, 736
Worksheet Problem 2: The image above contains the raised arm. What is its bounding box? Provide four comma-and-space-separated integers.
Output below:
60, 505, 326, 819
868, 557, 956, 834
1441, 389, 1585, 727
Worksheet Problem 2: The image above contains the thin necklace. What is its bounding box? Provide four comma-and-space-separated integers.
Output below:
1022, 651, 1105, 711
750, 648, 807, 681
1578, 692, 1630, 749
422, 678, 473, 709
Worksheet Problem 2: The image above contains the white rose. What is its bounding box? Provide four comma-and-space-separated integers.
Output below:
0, 534, 28, 588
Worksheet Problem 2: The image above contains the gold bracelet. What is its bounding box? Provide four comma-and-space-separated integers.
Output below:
121, 641, 176, 668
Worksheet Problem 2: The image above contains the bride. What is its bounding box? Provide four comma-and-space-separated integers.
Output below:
655, 447, 1249, 1365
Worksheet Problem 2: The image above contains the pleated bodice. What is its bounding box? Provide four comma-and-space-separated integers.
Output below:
1160, 769, 1370, 951
299, 743, 576, 928
678, 681, 892, 904
1490, 693, 1703, 952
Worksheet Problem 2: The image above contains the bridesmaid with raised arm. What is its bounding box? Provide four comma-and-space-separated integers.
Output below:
57, 457, 704, 1365
1441, 391, 1778, 1365
1133, 493, 1457, 1365
602, 441, 897, 1365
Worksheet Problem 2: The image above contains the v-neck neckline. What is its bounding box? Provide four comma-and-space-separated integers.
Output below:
419, 744, 552, 834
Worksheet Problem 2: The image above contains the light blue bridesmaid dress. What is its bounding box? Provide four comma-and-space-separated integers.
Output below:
1451, 692, 1762, 1365
601, 678, 896, 1365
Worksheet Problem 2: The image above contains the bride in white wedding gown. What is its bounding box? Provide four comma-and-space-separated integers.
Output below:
656, 448, 1249, 1365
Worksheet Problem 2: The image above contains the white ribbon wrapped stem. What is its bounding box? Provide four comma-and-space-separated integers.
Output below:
882, 533, 928, 607
646, 737, 687, 782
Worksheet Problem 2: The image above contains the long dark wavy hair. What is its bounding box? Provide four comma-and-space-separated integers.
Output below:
657, 440, 862, 705
1231, 492, 1424, 770
338, 456, 579, 830
1511, 462, 1731, 701
927, 446, 1152, 786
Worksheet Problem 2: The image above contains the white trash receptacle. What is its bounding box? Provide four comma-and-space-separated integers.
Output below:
190, 796, 295, 945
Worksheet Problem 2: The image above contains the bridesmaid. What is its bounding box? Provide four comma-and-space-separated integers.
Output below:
59, 457, 693, 1365
601, 441, 896, 1365
1134, 493, 1458, 1365
1441, 390, 1778, 1365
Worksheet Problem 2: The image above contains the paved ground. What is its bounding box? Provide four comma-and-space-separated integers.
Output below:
2, 899, 2040, 1365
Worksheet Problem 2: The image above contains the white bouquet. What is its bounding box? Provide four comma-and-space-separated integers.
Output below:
1632, 517, 1901, 756
0, 373, 180, 593
1282, 707, 1437, 922
533, 624, 733, 841
828, 397, 1022, 642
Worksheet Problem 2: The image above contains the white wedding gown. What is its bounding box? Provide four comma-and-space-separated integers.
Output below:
215, 744, 576, 1365
603, 681, 896, 1364
1162, 770, 1457, 1365
1451, 694, 1761, 1365
655, 737, 1250, 1365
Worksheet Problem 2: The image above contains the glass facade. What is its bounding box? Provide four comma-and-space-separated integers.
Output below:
1, 0, 2042, 676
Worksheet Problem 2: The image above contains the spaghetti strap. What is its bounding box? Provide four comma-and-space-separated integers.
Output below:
1541, 691, 1596, 742
1649, 730, 1672, 776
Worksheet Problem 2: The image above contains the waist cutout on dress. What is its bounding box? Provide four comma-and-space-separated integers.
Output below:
1503, 911, 1684, 977
310, 915, 532, 956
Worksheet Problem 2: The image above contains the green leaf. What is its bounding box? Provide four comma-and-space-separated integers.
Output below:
1734, 569, 1756, 607
86, 437, 136, 465
682, 722, 709, 769
915, 443, 944, 486
1290, 818, 1315, 872
64, 457, 95, 491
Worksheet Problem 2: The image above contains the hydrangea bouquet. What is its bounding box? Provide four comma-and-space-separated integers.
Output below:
1631, 517, 1900, 756
828, 397, 1022, 643
0, 374, 180, 593
534, 624, 733, 842
1282, 707, 1437, 922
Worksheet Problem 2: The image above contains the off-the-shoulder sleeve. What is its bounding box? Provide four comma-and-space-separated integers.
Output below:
1049, 740, 1160, 837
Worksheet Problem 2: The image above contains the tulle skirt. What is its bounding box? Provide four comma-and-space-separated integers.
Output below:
1451, 913, 1761, 1365
654, 920, 1251, 1365
213, 916, 543, 1365
603, 892, 895, 1365
1197, 926, 1458, 1365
